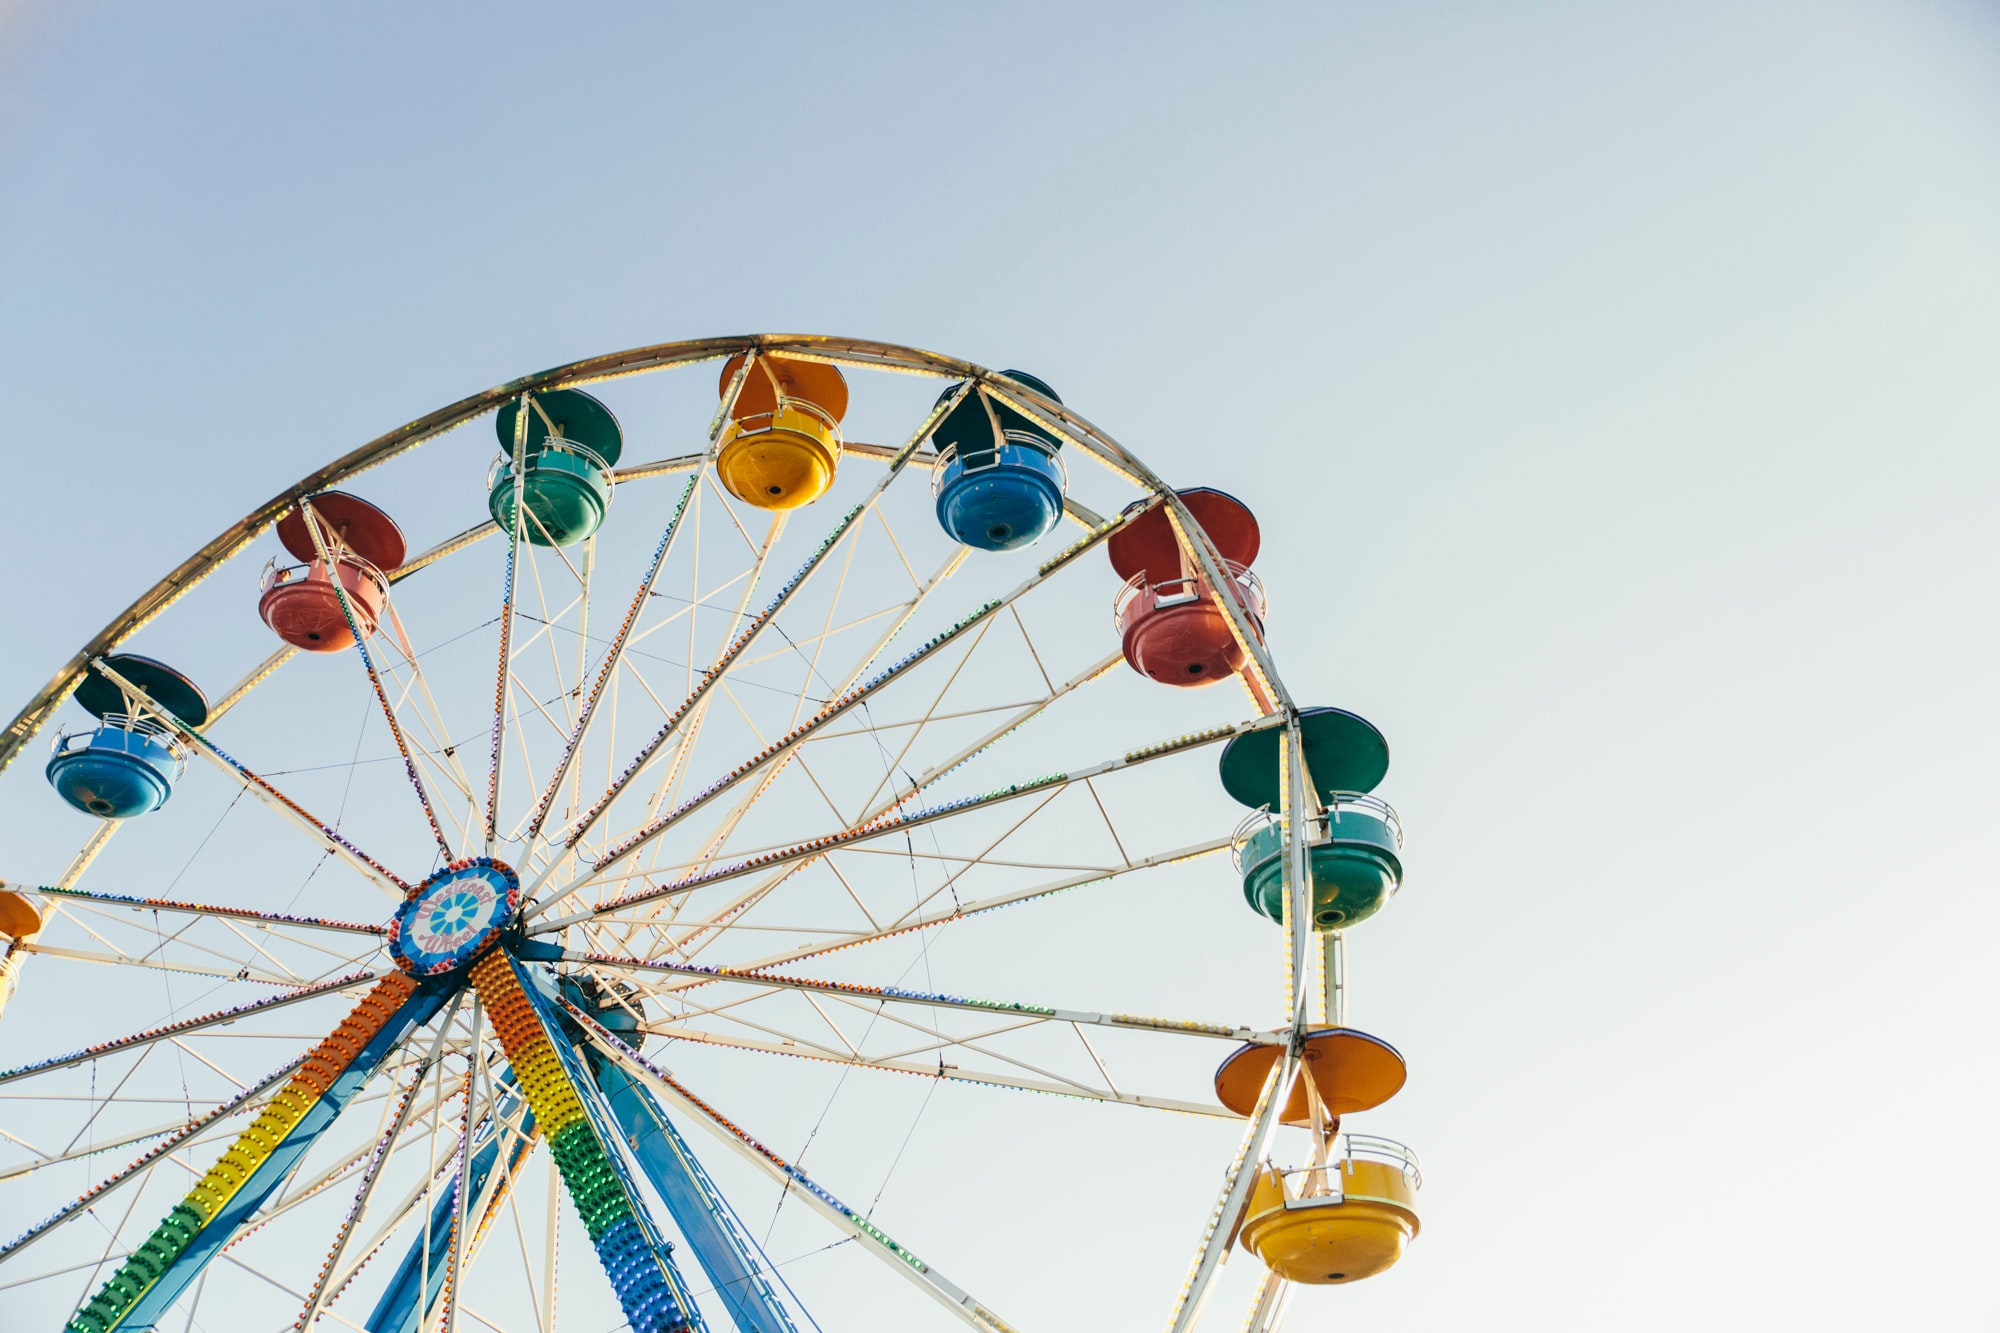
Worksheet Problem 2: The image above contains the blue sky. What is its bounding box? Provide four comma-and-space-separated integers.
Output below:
3, 4, 2000, 1330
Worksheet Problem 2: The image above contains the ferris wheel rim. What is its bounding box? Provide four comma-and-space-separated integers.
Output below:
1, 332, 1262, 781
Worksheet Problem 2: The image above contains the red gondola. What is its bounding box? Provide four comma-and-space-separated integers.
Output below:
1108, 488, 1266, 686
258, 492, 407, 653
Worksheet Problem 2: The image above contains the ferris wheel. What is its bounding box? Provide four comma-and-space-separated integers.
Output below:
0, 336, 1420, 1333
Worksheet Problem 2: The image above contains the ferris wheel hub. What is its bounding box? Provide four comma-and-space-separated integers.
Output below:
387, 857, 522, 977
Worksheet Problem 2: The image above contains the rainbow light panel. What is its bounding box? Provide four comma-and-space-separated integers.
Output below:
68, 973, 422, 1333
469, 951, 697, 1333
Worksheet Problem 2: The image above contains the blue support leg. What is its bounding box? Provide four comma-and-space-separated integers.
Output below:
596, 1063, 800, 1333
69, 977, 449, 1332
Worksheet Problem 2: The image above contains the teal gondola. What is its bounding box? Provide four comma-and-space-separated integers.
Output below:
489, 389, 624, 547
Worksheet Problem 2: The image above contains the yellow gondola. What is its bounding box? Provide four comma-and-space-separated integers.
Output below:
715, 353, 849, 510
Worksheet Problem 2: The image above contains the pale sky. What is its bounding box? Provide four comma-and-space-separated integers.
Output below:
2, 4, 1999, 1331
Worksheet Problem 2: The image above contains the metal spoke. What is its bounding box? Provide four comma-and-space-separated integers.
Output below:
41, 896, 340, 987
531, 380, 975, 901
298, 498, 455, 860
564, 950, 1275, 1045
542, 716, 1273, 932
14, 939, 318, 987
374, 594, 485, 852
485, 394, 533, 855
1164, 1050, 1295, 1333
0, 1051, 310, 1262
550, 488, 1149, 902
590, 642, 1126, 963
580, 827, 1185, 972
295, 1002, 460, 1330
443, 997, 485, 1333
578, 540, 969, 941
521, 362, 741, 855
0, 977, 380, 1093
627, 1022, 1231, 1118
88, 656, 408, 896
29, 885, 385, 937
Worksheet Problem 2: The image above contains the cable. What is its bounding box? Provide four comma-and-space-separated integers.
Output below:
865, 1072, 939, 1222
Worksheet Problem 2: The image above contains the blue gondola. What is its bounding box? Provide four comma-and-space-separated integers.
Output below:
46, 655, 209, 820
931, 371, 1068, 552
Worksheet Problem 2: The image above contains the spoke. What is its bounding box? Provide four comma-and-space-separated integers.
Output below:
59, 974, 443, 1332
44, 897, 328, 986
443, 997, 485, 1333
28, 885, 385, 937
578, 541, 966, 928
0, 1109, 227, 1183
591, 643, 1123, 963
89, 657, 408, 896
682, 537, 965, 844
544, 506, 784, 880
322, 1118, 464, 1328
486, 395, 533, 855
542, 717, 1273, 932
565, 951, 1276, 1046
0, 971, 377, 1088
215, 1252, 370, 1331
563, 998, 1019, 1333
696, 989, 1128, 1098
299, 498, 454, 860
1242, 1270, 1293, 1333
1164, 1050, 1295, 1333
297, 998, 461, 1332
531, 380, 976, 899
627, 1022, 1232, 1118
376, 595, 485, 853
0, 1051, 311, 1263
522, 364, 745, 855
15, 940, 316, 987
554, 481, 1145, 902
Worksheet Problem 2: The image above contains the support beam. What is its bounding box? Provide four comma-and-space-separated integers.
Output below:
64, 975, 447, 1332
468, 951, 702, 1333
596, 1062, 799, 1333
